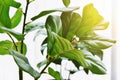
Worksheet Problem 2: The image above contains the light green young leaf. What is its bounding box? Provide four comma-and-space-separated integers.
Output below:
62, 0, 70, 7
31, 7, 79, 21
0, 40, 13, 55
0, 27, 24, 40
0, 0, 21, 28
76, 4, 105, 37
0, 40, 27, 55
48, 67, 62, 80
9, 49, 40, 79
11, 8, 23, 28
94, 22, 109, 30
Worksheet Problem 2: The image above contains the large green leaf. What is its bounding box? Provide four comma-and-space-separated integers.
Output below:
48, 67, 62, 80
60, 49, 87, 68
0, 27, 24, 40
61, 12, 81, 40
11, 8, 22, 28
82, 37, 116, 49
0, 0, 21, 28
0, 40, 13, 55
45, 15, 62, 36
31, 7, 79, 21
84, 51, 107, 74
76, 4, 105, 37
62, 0, 70, 7
9, 49, 40, 79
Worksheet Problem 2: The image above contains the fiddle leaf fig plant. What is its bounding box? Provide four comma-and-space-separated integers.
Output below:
0, 0, 116, 80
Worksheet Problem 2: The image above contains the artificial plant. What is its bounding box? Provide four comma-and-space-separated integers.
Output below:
0, 0, 115, 80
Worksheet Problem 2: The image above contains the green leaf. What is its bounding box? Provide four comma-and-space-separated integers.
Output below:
0, 40, 13, 55
83, 37, 116, 49
94, 22, 109, 30
0, 5, 11, 27
45, 15, 62, 36
76, 4, 105, 37
0, 0, 21, 28
41, 44, 47, 55
0, 40, 27, 55
60, 49, 87, 68
0, 27, 24, 40
84, 52, 107, 74
61, 12, 81, 40
31, 7, 79, 21
11, 8, 22, 28
37, 60, 47, 69
16, 42, 27, 55
25, 23, 45, 33
48, 67, 62, 80
9, 49, 40, 79
62, 0, 70, 7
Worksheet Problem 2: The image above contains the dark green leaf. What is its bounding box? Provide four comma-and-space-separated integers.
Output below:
85, 52, 107, 74
62, 0, 70, 7
48, 67, 62, 80
9, 49, 40, 79
11, 8, 22, 28
0, 40, 13, 55
60, 49, 87, 68
31, 7, 79, 21
46, 15, 62, 36
84, 68, 89, 74
41, 44, 47, 55
37, 60, 47, 69
0, 5, 11, 27
0, 27, 24, 40
61, 12, 81, 40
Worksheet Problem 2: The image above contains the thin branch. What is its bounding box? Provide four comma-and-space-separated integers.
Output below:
21, 0, 30, 53
7, 33, 18, 51
19, 0, 30, 80
40, 61, 51, 74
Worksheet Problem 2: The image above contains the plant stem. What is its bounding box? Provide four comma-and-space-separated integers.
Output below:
19, 0, 29, 80
7, 33, 18, 51
40, 61, 51, 74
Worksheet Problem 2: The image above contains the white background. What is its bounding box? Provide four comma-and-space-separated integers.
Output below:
0, 0, 120, 80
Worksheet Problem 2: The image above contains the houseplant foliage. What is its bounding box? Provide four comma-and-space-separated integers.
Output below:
0, 0, 116, 80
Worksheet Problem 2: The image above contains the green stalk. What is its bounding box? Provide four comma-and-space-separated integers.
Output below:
19, 0, 29, 80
